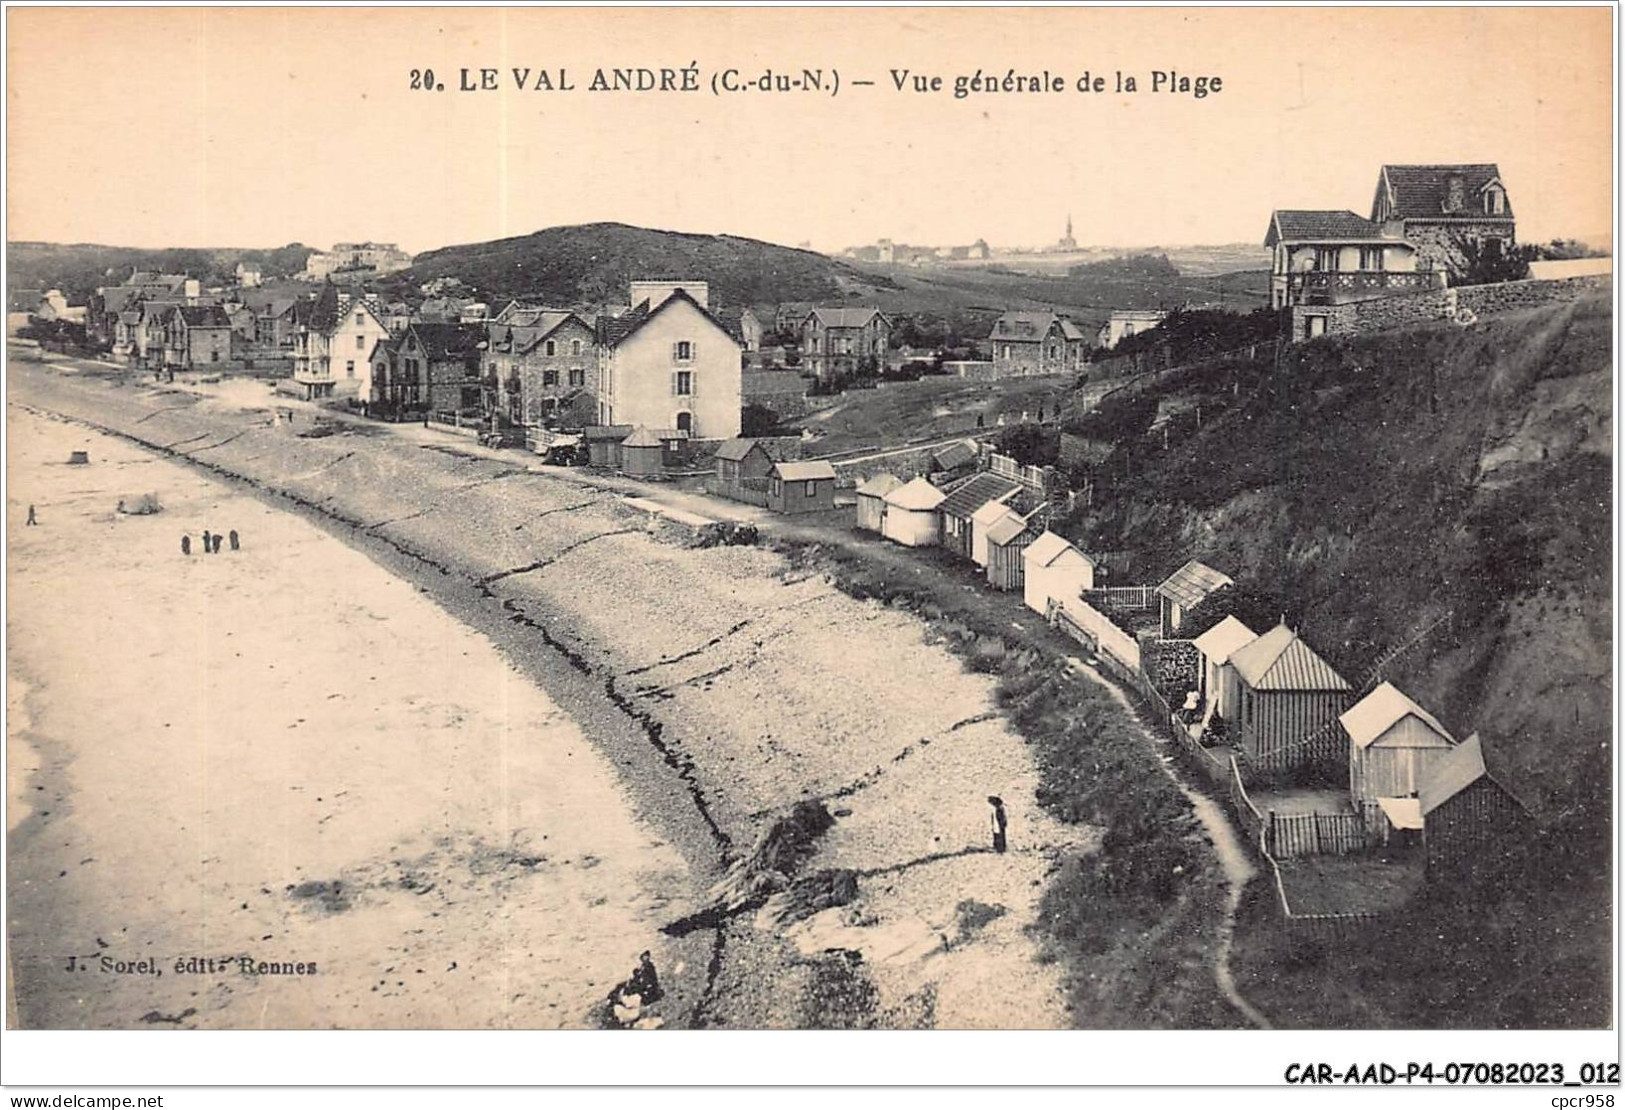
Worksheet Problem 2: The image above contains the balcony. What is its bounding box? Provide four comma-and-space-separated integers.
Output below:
1284, 269, 1446, 307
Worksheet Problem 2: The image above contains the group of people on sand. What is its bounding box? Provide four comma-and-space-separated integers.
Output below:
181, 528, 239, 556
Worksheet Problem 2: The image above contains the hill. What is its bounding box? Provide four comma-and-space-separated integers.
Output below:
1057, 292, 1613, 1025
6, 242, 315, 298
379, 222, 896, 309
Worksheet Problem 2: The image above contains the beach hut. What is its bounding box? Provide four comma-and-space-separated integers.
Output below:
619, 426, 665, 477
584, 424, 633, 467
713, 438, 774, 489
985, 514, 1036, 591
1022, 532, 1095, 617
1191, 615, 1258, 722
1342, 682, 1458, 811
882, 477, 946, 547
1229, 622, 1355, 762
855, 472, 903, 533
970, 500, 1019, 567
938, 473, 1022, 561
1417, 733, 1532, 881
1155, 560, 1233, 637
768, 460, 837, 514
929, 439, 978, 482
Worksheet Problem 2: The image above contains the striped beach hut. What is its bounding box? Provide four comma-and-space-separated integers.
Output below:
1229, 622, 1356, 761
881, 477, 946, 547
1342, 682, 1457, 810
1417, 733, 1532, 881
971, 500, 1019, 567
1191, 615, 1257, 722
985, 513, 1036, 591
855, 472, 903, 533
1022, 532, 1095, 617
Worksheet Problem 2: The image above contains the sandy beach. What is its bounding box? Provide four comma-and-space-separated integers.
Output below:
8, 361, 1089, 1029
6, 403, 695, 1028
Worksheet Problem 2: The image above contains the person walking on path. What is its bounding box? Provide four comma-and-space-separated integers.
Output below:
229, 529, 239, 551
987, 795, 1008, 854
181, 534, 191, 556
26, 504, 37, 526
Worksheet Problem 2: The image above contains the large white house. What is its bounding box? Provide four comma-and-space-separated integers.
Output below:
593, 283, 742, 438
291, 285, 393, 400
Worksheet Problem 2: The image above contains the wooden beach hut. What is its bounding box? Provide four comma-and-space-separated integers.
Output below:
938, 473, 1021, 561
970, 500, 1019, 567
1191, 615, 1257, 722
1155, 559, 1233, 637
713, 438, 773, 489
1417, 733, 1531, 881
1342, 682, 1457, 810
767, 460, 837, 514
882, 477, 946, 547
619, 426, 665, 477
584, 424, 633, 467
1229, 622, 1356, 763
1022, 532, 1095, 617
985, 513, 1036, 591
854, 472, 903, 533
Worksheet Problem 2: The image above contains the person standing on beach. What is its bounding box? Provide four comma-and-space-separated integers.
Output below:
229, 529, 239, 551
211, 532, 223, 554
26, 504, 37, 526
987, 796, 1008, 854
202, 529, 212, 554
181, 534, 191, 555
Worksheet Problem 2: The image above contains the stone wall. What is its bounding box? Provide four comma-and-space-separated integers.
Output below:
1291, 274, 1612, 342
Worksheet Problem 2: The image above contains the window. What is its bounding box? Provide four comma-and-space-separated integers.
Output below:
674, 340, 693, 362
1359, 246, 1386, 271
1314, 246, 1339, 271
570, 339, 582, 356
805, 482, 817, 499
674, 371, 693, 396
543, 370, 559, 386
355, 314, 364, 326
676, 411, 693, 434
545, 340, 556, 356
1486, 188, 1505, 215
346, 360, 355, 377
568, 366, 585, 387
211, 350, 220, 363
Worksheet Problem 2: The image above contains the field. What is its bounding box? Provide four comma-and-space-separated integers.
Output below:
798, 375, 1076, 457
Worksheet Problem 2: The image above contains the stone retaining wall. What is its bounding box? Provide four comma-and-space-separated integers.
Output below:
1291, 274, 1612, 342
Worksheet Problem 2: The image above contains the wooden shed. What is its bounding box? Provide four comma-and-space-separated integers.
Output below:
1022, 531, 1095, 616
1229, 622, 1356, 761
929, 439, 978, 482
971, 500, 1020, 567
1155, 560, 1233, 637
1417, 733, 1531, 881
882, 477, 946, 547
1342, 682, 1457, 809
619, 426, 665, 477
714, 438, 773, 488
855, 472, 903, 533
1191, 615, 1257, 722
584, 424, 633, 467
985, 513, 1036, 591
768, 459, 837, 514
938, 473, 1022, 561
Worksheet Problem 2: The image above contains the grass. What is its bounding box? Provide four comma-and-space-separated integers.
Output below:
773, 537, 1238, 1028
801, 375, 1074, 457
1271, 854, 1426, 916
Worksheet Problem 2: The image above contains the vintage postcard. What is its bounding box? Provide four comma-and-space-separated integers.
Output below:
2, 2, 1617, 1094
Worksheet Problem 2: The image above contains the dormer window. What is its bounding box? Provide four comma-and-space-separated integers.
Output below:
1485, 186, 1505, 215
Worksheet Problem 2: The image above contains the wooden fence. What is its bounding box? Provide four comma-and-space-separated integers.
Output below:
1235, 716, 1349, 781
704, 477, 770, 508
1266, 811, 1371, 858
1083, 585, 1156, 610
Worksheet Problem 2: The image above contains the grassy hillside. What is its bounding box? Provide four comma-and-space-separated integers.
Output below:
381, 222, 896, 309
1059, 292, 1613, 1026
7, 242, 314, 298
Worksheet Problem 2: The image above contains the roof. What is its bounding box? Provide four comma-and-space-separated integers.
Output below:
773, 460, 837, 483
1229, 623, 1352, 693
1376, 164, 1512, 221
1377, 797, 1424, 831
972, 500, 1018, 528
1266, 210, 1388, 246
1156, 560, 1233, 609
1023, 531, 1087, 569
176, 305, 232, 328
855, 472, 904, 498
714, 438, 767, 462
1191, 616, 1258, 665
985, 514, 1033, 546
884, 476, 948, 511
622, 426, 665, 448
807, 307, 887, 329
597, 288, 740, 350
305, 283, 342, 332
1340, 681, 1454, 750
988, 310, 1080, 341
584, 425, 634, 441
938, 473, 1022, 519
406, 321, 486, 359
931, 441, 978, 471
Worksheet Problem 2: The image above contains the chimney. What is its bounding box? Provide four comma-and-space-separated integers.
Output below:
1444, 174, 1465, 214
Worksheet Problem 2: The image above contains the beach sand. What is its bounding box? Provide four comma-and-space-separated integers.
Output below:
6, 405, 693, 1029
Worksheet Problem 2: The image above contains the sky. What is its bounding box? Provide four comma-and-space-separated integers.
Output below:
6, 6, 1615, 255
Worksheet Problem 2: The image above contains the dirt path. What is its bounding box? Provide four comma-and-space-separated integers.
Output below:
1072, 666, 1272, 1030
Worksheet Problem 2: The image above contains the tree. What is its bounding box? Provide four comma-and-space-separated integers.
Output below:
993, 422, 1060, 468
741, 404, 782, 436
1446, 231, 1533, 287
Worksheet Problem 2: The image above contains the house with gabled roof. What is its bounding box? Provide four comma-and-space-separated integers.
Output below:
1371, 163, 1516, 277
1229, 622, 1356, 763
291, 284, 392, 399
372, 321, 486, 416
987, 310, 1088, 378
1022, 531, 1095, 617
1416, 732, 1532, 881
1155, 559, 1233, 638
1265, 209, 1427, 313
799, 306, 891, 382
768, 459, 837, 514
1342, 682, 1458, 814
162, 305, 234, 370
937, 472, 1022, 561
594, 285, 742, 439
1191, 615, 1257, 723
485, 311, 597, 428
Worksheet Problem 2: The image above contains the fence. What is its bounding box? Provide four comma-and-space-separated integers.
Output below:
1084, 585, 1156, 609
1235, 716, 1350, 781
1266, 811, 1371, 858
1054, 596, 1141, 673
704, 476, 771, 508
986, 451, 1055, 494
